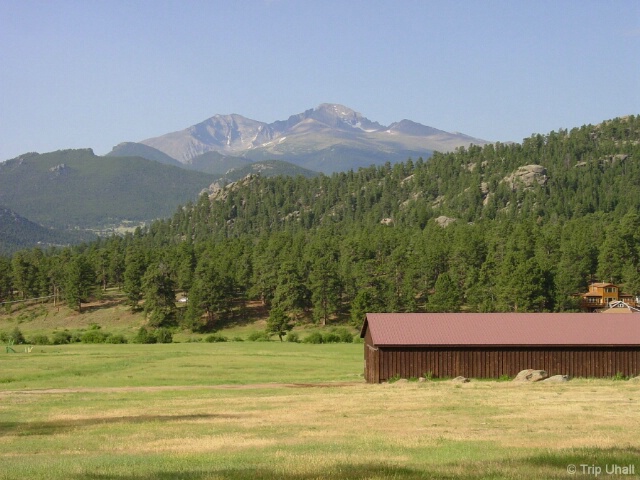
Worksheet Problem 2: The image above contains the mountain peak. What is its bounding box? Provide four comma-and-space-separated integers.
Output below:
315, 103, 358, 117
138, 104, 488, 172
388, 120, 446, 137
308, 103, 383, 131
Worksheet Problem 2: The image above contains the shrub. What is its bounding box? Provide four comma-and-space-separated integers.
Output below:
9, 327, 25, 345
133, 327, 156, 344
322, 332, 341, 343
70, 331, 83, 343
155, 328, 173, 344
387, 374, 401, 383
612, 372, 626, 381
30, 334, 50, 345
352, 336, 364, 344
52, 330, 72, 345
204, 334, 228, 343
303, 332, 324, 344
232, 336, 244, 342
105, 334, 128, 344
81, 330, 108, 344
286, 332, 300, 343
333, 327, 354, 343
247, 331, 271, 342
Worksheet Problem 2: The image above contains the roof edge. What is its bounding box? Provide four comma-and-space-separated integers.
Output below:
359, 316, 369, 339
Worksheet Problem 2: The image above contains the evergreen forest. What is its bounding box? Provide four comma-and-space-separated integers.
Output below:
2, 116, 640, 334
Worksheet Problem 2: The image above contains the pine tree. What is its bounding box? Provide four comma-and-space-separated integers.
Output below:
265, 306, 293, 341
142, 262, 177, 327
63, 254, 96, 312
123, 246, 147, 310
428, 272, 461, 312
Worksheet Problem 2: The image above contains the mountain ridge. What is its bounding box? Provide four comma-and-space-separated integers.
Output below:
136, 103, 488, 173
0, 206, 94, 254
0, 149, 216, 230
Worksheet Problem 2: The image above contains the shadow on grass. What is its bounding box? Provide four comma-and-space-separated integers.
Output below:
0, 413, 237, 436
76, 464, 430, 480
525, 446, 640, 470
81, 298, 124, 313
70, 447, 640, 480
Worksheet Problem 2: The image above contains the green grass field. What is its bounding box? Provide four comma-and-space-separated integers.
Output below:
1, 343, 639, 479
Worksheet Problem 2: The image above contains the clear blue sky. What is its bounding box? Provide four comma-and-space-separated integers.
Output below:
1, 0, 639, 161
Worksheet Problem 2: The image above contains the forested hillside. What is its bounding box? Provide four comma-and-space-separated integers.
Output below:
1, 116, 639, 333
0, 149, 215, 229
0, 207, 94, 255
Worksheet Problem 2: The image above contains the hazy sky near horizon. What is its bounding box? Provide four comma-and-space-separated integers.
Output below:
1, 0, 639, 161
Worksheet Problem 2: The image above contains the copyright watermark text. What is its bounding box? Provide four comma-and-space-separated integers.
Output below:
567, 464, 636, 476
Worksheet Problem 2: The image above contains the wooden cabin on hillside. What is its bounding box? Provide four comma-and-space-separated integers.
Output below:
360, 313, 640, 383
578, 283, 638, 311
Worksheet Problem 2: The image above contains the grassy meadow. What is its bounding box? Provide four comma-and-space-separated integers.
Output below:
1, 342, 639, 480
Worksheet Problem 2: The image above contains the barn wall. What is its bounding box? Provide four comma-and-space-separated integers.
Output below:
372, 346, 640, 382
363, 329, 379, 383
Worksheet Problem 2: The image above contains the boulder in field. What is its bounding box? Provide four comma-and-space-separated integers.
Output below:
451, 376, 470, 383
513, 369, 548, 382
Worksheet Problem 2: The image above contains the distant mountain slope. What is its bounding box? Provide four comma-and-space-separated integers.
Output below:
0, 206, 93, 254
187, 151, 252, 175
0, 149, 216, 229
106, 142, 183, 167
216, 160, 320, 183
108, 141, 315, 177
138, 103, 488, 174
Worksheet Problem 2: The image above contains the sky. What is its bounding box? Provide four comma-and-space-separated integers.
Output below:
1, 0, 639, 161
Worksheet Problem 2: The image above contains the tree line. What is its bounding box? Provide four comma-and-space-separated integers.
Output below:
1, 116, 639, 330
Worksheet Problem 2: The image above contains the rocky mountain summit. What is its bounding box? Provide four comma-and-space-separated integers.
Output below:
130, 104, 488, 174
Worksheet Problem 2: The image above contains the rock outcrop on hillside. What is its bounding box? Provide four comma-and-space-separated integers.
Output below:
503, 165, 548, 191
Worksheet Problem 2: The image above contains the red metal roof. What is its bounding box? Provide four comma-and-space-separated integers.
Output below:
362, 313, 640, 346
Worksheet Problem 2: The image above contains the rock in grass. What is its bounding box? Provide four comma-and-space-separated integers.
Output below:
543, 375, 570, 383
451, 376, 470, 383
513, 369, 548, 382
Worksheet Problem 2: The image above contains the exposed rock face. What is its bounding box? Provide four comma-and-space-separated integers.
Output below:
208, 174, 257, 201
49, 163, 69, 176
602, 154, 629, 164
542, 375, 570, 383
435, 215, 456, 227
503, 165, 547, 191
513, 369, 549, 382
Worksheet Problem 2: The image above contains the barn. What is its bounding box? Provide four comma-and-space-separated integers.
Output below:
360, 313, 640, 383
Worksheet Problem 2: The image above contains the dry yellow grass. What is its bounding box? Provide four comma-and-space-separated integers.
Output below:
2, 379, 638, 479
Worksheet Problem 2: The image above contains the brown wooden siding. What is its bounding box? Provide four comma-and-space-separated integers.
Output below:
365, 346, 640, 382
363, 329, 379, 383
